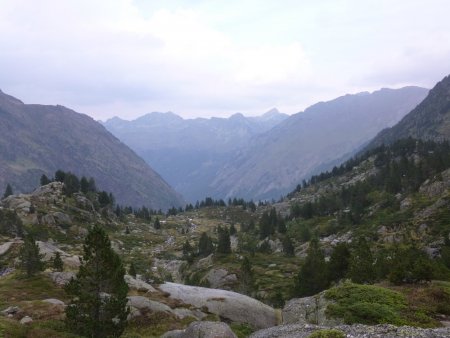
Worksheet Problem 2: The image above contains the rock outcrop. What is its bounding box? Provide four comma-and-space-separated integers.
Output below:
158, 282, 279, 329
250, 323, 450, 338
282, 292, 343, 326
162, 321, 237, 338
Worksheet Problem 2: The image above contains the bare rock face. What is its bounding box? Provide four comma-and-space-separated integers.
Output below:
282, 292, 343, 326
36, 241, 80, 268
159, 282, 279, 329
48, 271, 76, 286
162, 321, 237, 338
250, 323, 450, 338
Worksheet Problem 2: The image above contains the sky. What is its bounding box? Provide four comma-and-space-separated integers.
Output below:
0, 0, 449, 120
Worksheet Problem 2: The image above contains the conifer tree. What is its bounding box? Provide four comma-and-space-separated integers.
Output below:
3, 184, 13, 199
239, 256, 255, 296
328, 242, 351, 283
282, 236, 295, 257
65, 225, 129, 337
40, 174, 51, 186
229, 224, 237, 236
217, 226, 231, 254
294, 238, 329, 297
348, 237, 375, 284
129, 262, 137, 278
154, 217, 161, 230
80, 176, 89, 194
52, 252, 64, 272
19, 234, 44, 277
198, 232, 214, 257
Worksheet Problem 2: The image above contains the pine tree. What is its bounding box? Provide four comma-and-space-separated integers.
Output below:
65, 225, 129, 337
239, 256, 255, 296
328, 242, 350, 283
294, 238, 329, 297
19, 234, 44, 277
154, 217, 161, 230
40, 174, 51, 186
229, 224, 237, 236
198, 232, 214, 257
217, 226, 231, 254
282, 236, 295, 257
129, 262, 137, 277
348, 237, 375, 284
80, 176, 89, 194
52, 252, 64, 272
3, 184, 13, 199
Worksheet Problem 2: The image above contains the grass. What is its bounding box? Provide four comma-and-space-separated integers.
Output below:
230, 323, 254, 338
308, 329, 346, 338
0, 273, 68, 308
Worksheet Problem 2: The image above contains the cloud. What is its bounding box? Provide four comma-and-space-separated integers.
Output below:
0, 0, 449, 119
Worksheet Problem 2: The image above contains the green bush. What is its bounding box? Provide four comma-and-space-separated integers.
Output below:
308, 329, 346, 338
325, 282, 407, 325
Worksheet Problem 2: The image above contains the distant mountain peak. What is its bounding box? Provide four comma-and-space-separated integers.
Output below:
263, 108, 281, 116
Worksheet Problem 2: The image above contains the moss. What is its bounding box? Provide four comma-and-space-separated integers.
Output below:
308, 329, 346, 338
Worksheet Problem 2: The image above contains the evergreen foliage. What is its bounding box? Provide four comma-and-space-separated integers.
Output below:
40, 174, 51, 186
239, 256, 255, 296
19, 234, 44, 277
294, 238, 329, 297
52, 252, 64, 272
65, 225, 129, 337
129, 262, 137, 278
198, 232, 214, 257
328, 243, 351, 283
282, 236, 295, 256
3, 184, 13, 199
348, 238, 376, 284
388, 246, 434, 284
154, 217, 161, 229
217, 226, 231, 254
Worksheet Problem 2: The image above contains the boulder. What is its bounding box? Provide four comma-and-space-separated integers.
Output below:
204, 268, 238, 289
2, 195, 31, 215
153, 259, 186, 283
124, 274, 156, 293
1, 306, 22, 316
195, 254, 214, 270
20, 316, 33, 325
37, 241, 80, 267
48, 271, 76, 286
282, 292, 342, 326
53, 212, 72, 225
127, 296, 172, 314
250, 323, 450, 338
162, 321, 237, 338
159, 282, 278, 329
43, 298, 65, 306
0, 241, 16, 256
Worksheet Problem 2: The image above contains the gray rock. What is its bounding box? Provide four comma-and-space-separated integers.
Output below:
127, 296, 172, 314
196, 254, 214, 270
1, 306, 21, 316
162, 321, 237, 338
53, 212, 72, 225
43, 298, 65, 306
41, 214, 56, 225
250, 323, 450, 338
204, 268, 238, 289
0, 241, 18, 256
20, 316, 33, 325
159, 282, 278, 329
48, 271, 76, 286
282, 292, 342, 326
124, 274, 156, 293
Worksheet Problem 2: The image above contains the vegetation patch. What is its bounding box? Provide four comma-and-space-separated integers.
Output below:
308, 329, 346, 338
325, 282, 408, 325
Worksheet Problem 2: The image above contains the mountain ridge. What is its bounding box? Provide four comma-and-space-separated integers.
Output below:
0, 90, 184, 209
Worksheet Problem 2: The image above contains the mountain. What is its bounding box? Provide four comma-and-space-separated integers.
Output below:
209, 86, 429, 200
367, 74, 450, 148
102, 109, 288, 202
0, 90, 183, 209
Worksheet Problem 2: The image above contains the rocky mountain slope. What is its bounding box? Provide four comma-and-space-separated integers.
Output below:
367, 74, 450, 149
103, 109, 288, 202
0, 90, 183, 209
210, 86, 429, 200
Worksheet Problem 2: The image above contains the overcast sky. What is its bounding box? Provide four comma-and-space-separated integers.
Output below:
1, 0, 449, 120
